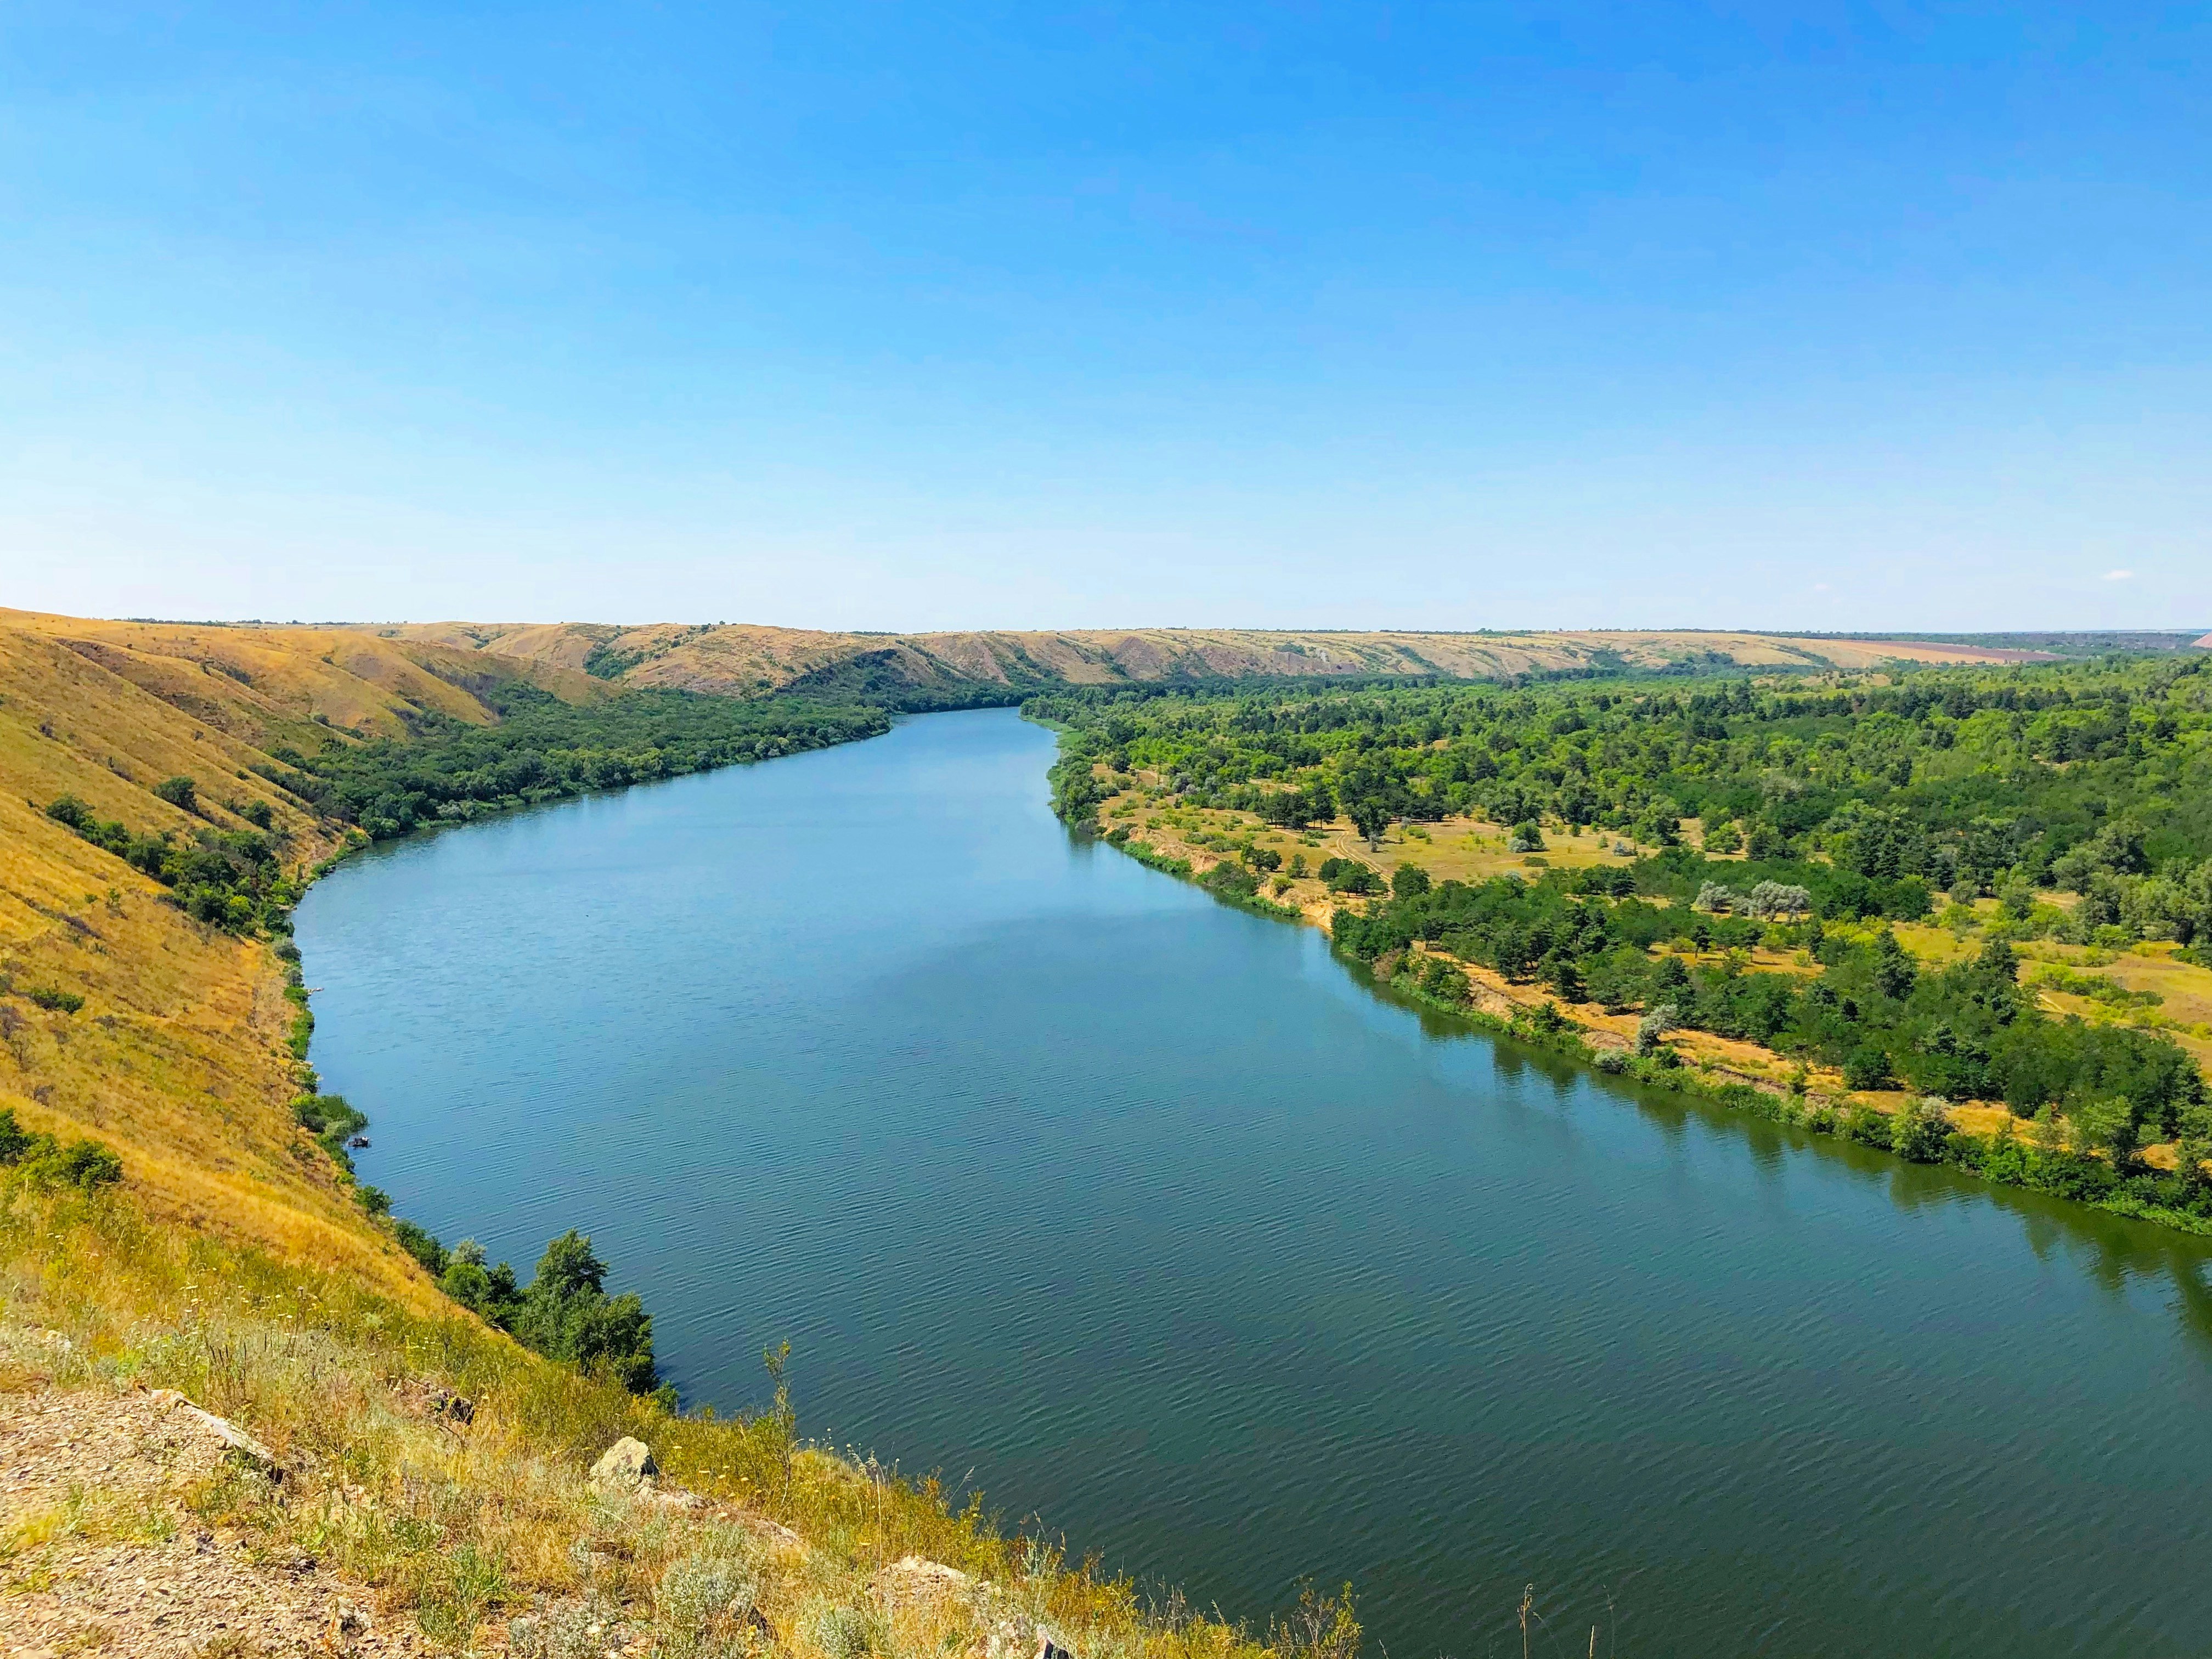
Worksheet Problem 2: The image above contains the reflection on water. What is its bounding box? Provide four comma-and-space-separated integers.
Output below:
1359, 953, 2212, 1352
298, 709, 2212, 1658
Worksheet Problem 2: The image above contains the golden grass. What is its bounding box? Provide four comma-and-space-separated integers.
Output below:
0, 618, 492, 1304
358, 618, 2039, 699
0, 1183, 1271, 1659
0, 613, 1290, 1653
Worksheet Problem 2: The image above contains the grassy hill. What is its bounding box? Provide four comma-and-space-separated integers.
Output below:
366, 619, 2060, 702
0, 608, 1290, 1656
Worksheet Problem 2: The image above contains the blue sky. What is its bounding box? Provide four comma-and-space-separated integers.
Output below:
4, 3, 2208, 630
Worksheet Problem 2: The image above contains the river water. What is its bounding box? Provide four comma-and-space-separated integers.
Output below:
296, 708, 2212, 1657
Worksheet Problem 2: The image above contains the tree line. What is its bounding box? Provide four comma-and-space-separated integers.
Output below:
267, 684, 891, 841
1032, 652, 2212, 949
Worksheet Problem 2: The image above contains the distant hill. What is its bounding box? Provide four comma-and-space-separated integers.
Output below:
359, 621, 2074, 703
1802, 630, 2212, 659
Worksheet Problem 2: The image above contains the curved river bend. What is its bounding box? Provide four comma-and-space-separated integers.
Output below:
298, 709, 2212, 1658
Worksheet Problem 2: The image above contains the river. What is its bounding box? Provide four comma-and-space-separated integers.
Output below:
296, 707, 2212, 1657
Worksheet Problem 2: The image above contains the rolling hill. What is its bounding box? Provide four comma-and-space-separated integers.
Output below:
364, 620, 2057, 702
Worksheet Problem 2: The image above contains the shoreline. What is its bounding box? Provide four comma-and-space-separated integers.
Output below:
1081, 813, 2212, 1240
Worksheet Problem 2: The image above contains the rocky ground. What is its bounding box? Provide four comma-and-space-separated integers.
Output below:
1, 1380, 416, 1658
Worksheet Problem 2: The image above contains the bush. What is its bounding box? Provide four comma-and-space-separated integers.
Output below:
806, 1604, 877, 1659
36, 1140, 124, 1190
153, 775, 199, 812
1419, 957, 1470, 1005
1202, 862, 1260, 901
1321, 858, 1380, 895
0, 1110, 122, 1190
1635, 1002, 1679, 1056
1844, 1107, 1894, 1149
1843, 1046, 1894, 1091
656, 1547, 762, 1659
393, 1218, 449, 1276
1890, 1097, 1953, 1163
23, 986, 84, 1014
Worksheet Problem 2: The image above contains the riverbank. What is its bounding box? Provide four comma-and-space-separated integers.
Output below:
1073, 768, 2212, 1238
0, 628, 1264, 1655
235, 707, 2212, 1656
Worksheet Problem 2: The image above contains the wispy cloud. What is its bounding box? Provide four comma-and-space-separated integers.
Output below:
2103, 569, 2135, 581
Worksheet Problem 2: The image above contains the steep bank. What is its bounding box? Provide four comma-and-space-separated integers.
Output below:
0, 613, 1273, 1657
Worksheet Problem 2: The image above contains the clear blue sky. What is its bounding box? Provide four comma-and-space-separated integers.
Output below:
4, 3, 2207, 631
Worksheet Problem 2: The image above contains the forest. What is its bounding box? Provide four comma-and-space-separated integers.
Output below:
1034, 654, 2212, 1220
1033, 653, 2212, 945
270, 683, 890, 840
40, 686, 891, 933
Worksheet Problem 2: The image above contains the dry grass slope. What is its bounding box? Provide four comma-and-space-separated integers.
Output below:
364, 619, 2044, 702
0, 610, 1293, 1657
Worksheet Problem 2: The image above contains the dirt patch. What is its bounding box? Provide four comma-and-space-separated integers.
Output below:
1, 1381, 418, 1657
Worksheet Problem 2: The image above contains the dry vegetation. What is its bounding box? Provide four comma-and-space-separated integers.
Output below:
366, 620, 2042, 702
0, 612, 1285, 1656
0, 1188, 1272, 1659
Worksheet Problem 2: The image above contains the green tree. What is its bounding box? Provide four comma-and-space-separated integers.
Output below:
1843, 1046, 1894, 1091
1872, 929, 1917, 1000
1890, 1097, 1952, 1163
1347, 795, 1392, 851
1543, 949, 1584, 1003
512, 1230, 661, 1396
1419, 957, 1470, 1005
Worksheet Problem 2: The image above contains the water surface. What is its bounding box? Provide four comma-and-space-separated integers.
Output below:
298, 709, 2212, 1657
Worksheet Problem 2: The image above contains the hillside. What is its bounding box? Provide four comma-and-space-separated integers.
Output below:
365, 620, 2057, 701
0, 610, 1274, 1657
0, 609, 620, 1265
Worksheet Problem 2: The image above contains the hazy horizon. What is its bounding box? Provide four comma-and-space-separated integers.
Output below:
22, 610, 2210, 643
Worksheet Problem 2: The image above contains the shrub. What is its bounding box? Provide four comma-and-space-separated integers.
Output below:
1844, 1106, 1894, 1149
656, 1545, 761, 1659
1891, 1097, 1953, 1163
1843, 1046, 1894, 1091
23, 986, 84, 1014
1635, 1002, 1680, 1056
1202, 862, 1260, 901
807, 1605, 876, 1659
1419, 957, 1469, 1005
153, 775, 199, 812
393, 1218, 449, 1276
1321, 858, 1379, 895
0, 1111, 123, 1190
